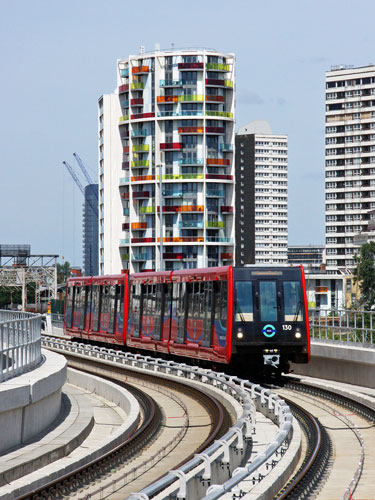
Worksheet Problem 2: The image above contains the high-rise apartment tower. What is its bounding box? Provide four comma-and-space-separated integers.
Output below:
235, 121, 288, 265
98, 48, 235, 274
325, 65, 375, 274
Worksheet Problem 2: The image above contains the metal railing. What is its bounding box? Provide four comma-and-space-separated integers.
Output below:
309, 308, 375, 346
0, 310, 43, 382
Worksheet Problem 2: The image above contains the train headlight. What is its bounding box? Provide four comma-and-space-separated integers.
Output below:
295, 329, 302, 339
236, 328, 244, 340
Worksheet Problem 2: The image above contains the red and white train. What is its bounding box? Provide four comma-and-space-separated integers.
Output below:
64, 265, 310, 375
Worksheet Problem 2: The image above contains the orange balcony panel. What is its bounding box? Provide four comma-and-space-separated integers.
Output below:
221, 253, 233, 260
205, 95, 225, 102
160, 237, 204, 243
207, 158, 230, 166
178, 126, 204, 134
131, 222, 147, 230
131, 175, 155, 182
157, 95, 179, 103
132, 66, 149, 74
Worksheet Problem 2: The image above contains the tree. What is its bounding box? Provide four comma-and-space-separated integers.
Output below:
57, 261, 71, 284
353, 241, 375, 310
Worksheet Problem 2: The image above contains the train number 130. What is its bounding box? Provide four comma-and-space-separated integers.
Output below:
282, 324, 292, 331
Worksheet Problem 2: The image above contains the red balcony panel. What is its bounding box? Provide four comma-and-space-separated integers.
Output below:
221, 253, 233, 260
131, 98, 144, 106
206, 174, 233, 180
123, 146, 129, 153
207, 158, 230, 166
160, 142, 184, 150
205, 78, 226, 86
122, 161, 130, 169
119, 84, 129, 93
131, 112, 155, 120
206, 127, 225, 134
121, 192, 130, 199
221, 206, 233, 213
178, 126, 204, 134
131, 237, 155, 244
132, 66, 149, 74
133, 191, 150, 198
205, 95, 225, 102
122, 223, 129, 230
178, 62, 204, 70
163, 252, 184, 260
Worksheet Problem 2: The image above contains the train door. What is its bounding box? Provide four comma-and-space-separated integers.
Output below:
254, 279, 283, 339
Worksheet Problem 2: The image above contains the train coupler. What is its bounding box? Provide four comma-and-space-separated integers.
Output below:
263, 349, 280, 368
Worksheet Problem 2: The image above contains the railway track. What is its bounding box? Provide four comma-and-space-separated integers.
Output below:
17, 354, 231, 500
272, 378, 375, 500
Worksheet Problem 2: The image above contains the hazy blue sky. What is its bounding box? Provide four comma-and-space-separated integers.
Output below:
1, 0, 375, 267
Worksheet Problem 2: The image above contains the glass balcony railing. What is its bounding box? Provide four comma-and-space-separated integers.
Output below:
161, 236, 204, 243
123, 208, 130, 216
131, 160, 149, 167
131, 82, 145, 90
131, 129, 148, 137
221, 206, 233, 213
160, 142, 183, 150
119, 115, 129, 123
207, 158, 231, 166
120, 99, 129, 108
131, 175, 155, 182
119, 84, 129, 93
205, 96, 225, 103
206, 221, 225, 228
206, 189, 225, 197
131, 112, 155, 120
131, 222, 147, 230
206, 237, 233, 243
139, 206, 155, 213
120, 68, 129, 77
178, 62, 204, 70
206, 111, 233, 118
119, 238, 130, 245
178, 126, 204, 134
221, 253, 233, 260
178, 158, 204, 165
133, 191, 151, 198
133, 144, 149, 152
131, 237, 155, 244
162, 173, 204, 180
220, 143, 234, 152
119, 177, 129, 185
131, 98, 144, 106
157, 111, 204, 117
206, 174, 233, 180
132, 253, 148, 261
179, 221, 204, 228
206, 63, 230, 71
160, 79, 183, 87
132, 66, 149, 74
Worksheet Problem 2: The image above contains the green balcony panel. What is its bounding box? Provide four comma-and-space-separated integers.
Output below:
140, 206, 155, 213
206, 221, 225, 228
178, 95, 204, 102
224, 80, 234, 88
131, 82, 145, 89
131, 160, 149, 167
206, 63, 230, 71
206, 111, 233, 118
119, 115, 129, 122
133, 144, 149, 152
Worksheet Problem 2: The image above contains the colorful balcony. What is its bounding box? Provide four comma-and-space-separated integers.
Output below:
178, 158, 204, 165
163, 252, 184, 260
131, 237, 155, 244
160, 142, 183, 151
206, 63, 230, 71
131, 175, 155, 182
206, 237, 233, 243
206, 111, 233, 118
206, 127, 225, 134
158, 111, 204, 117
123, 208, 130, 216
119, 84, 129, 93
221, 206, 233, 214
120, 131, 129, 139
178, 126, 204, 134
206, 189, 225, 197
178, 95, 204, 102
123, 146, 130, 153
130, 82, 145, 90
131, 222, 147, 230
179, 221, 204, 228
160, 80, 183, 87
120, 68, 129, 77
178, 62, 204, 70
131, 112, 155, 120
119, 238, 130, 246
122, 223, 129, 230
163, 174, 204, 180
121, 192, 130, 199
133, 144, 149, 152
131, 98, 144, 106
205, 79, 233, 88
157, 95, 179, 103
220, 143, 233, 152
120, 99, 129, 108
132, 66, 149, 74
119, 177, 129, 185
205, 95, 225, 103
122, 161, 130, 169
161, 236, 204, 243
119, 115, 129, 123
121, 254, 129, 261
131, 160, 149, 168
133, 191, 150, 199
159, 205, 204, 213
139, 206, 155, 214
131, 129, 148, 137
132, 253, 148, 261
221, 253, 233, 260
206, 174, 233, 180
207, 158, 230, 166
206, 221, 225, 228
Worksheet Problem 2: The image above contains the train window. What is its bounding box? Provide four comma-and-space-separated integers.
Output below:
214, 280, 227, 330
130, 283, 141, 337
118, 285, 124, 333
259, 281, 277, 322
141, 284, 155, 337
79, 286, 88, 329
65, 286, 73, 328
92, 285, 100, 331
234, 281, 253, 322
283, 281, 303, 321
202, 281, 213, 347
153, 283, 163, 341
73, 286, 81, 328
86, 285, 93, 330
176, 282, 187, 343
108, 284, 117, 334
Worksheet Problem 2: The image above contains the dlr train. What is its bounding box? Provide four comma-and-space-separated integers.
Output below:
64, 265, 310, 375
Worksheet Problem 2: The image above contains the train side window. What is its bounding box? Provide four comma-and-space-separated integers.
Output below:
259, 281, 277, 322
65, 286, 73, 328
73, 286, 81, 327
86, 285, 93, 330
108, 284, 117, 334
234, 281, 253, 322
214, 281, 227, 330
92, 285, 100, 331
118, 285, 124, 333
130, 283, 141, 337
153, 283, 163, 341
176, 282, 187, 343
202, 281, 213, 347
79, 286, 88, 329
283, 281, 303, 321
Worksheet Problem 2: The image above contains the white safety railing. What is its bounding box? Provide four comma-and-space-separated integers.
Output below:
309, 308, 375, 346
0, 310, 43, 382
42, 337, 295, 500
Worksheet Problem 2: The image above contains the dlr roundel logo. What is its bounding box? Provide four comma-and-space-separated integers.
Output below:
262, 324, 277, 338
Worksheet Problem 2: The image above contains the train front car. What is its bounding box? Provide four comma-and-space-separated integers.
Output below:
231, 266, 310, 376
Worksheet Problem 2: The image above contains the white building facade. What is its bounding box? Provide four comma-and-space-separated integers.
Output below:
99, 48, 235, 274
235, 121, 288, 265
325, 65, 375, 274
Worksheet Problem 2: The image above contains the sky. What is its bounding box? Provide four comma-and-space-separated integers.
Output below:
1, 0, 375, 268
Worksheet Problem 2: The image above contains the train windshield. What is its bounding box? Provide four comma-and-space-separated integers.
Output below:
259, 281, 277, 322
283, 281, 303, 321
235, 281, 253, 322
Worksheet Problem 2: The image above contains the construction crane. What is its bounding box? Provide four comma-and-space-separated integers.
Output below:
63, 161, 98, 217
73, 153, 99, 200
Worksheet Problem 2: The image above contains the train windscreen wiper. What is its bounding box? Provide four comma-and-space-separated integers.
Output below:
292, 300, 302, 324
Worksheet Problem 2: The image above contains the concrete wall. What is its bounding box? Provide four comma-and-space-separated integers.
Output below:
291, 341, 375, 389
0, 349, 66, 453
